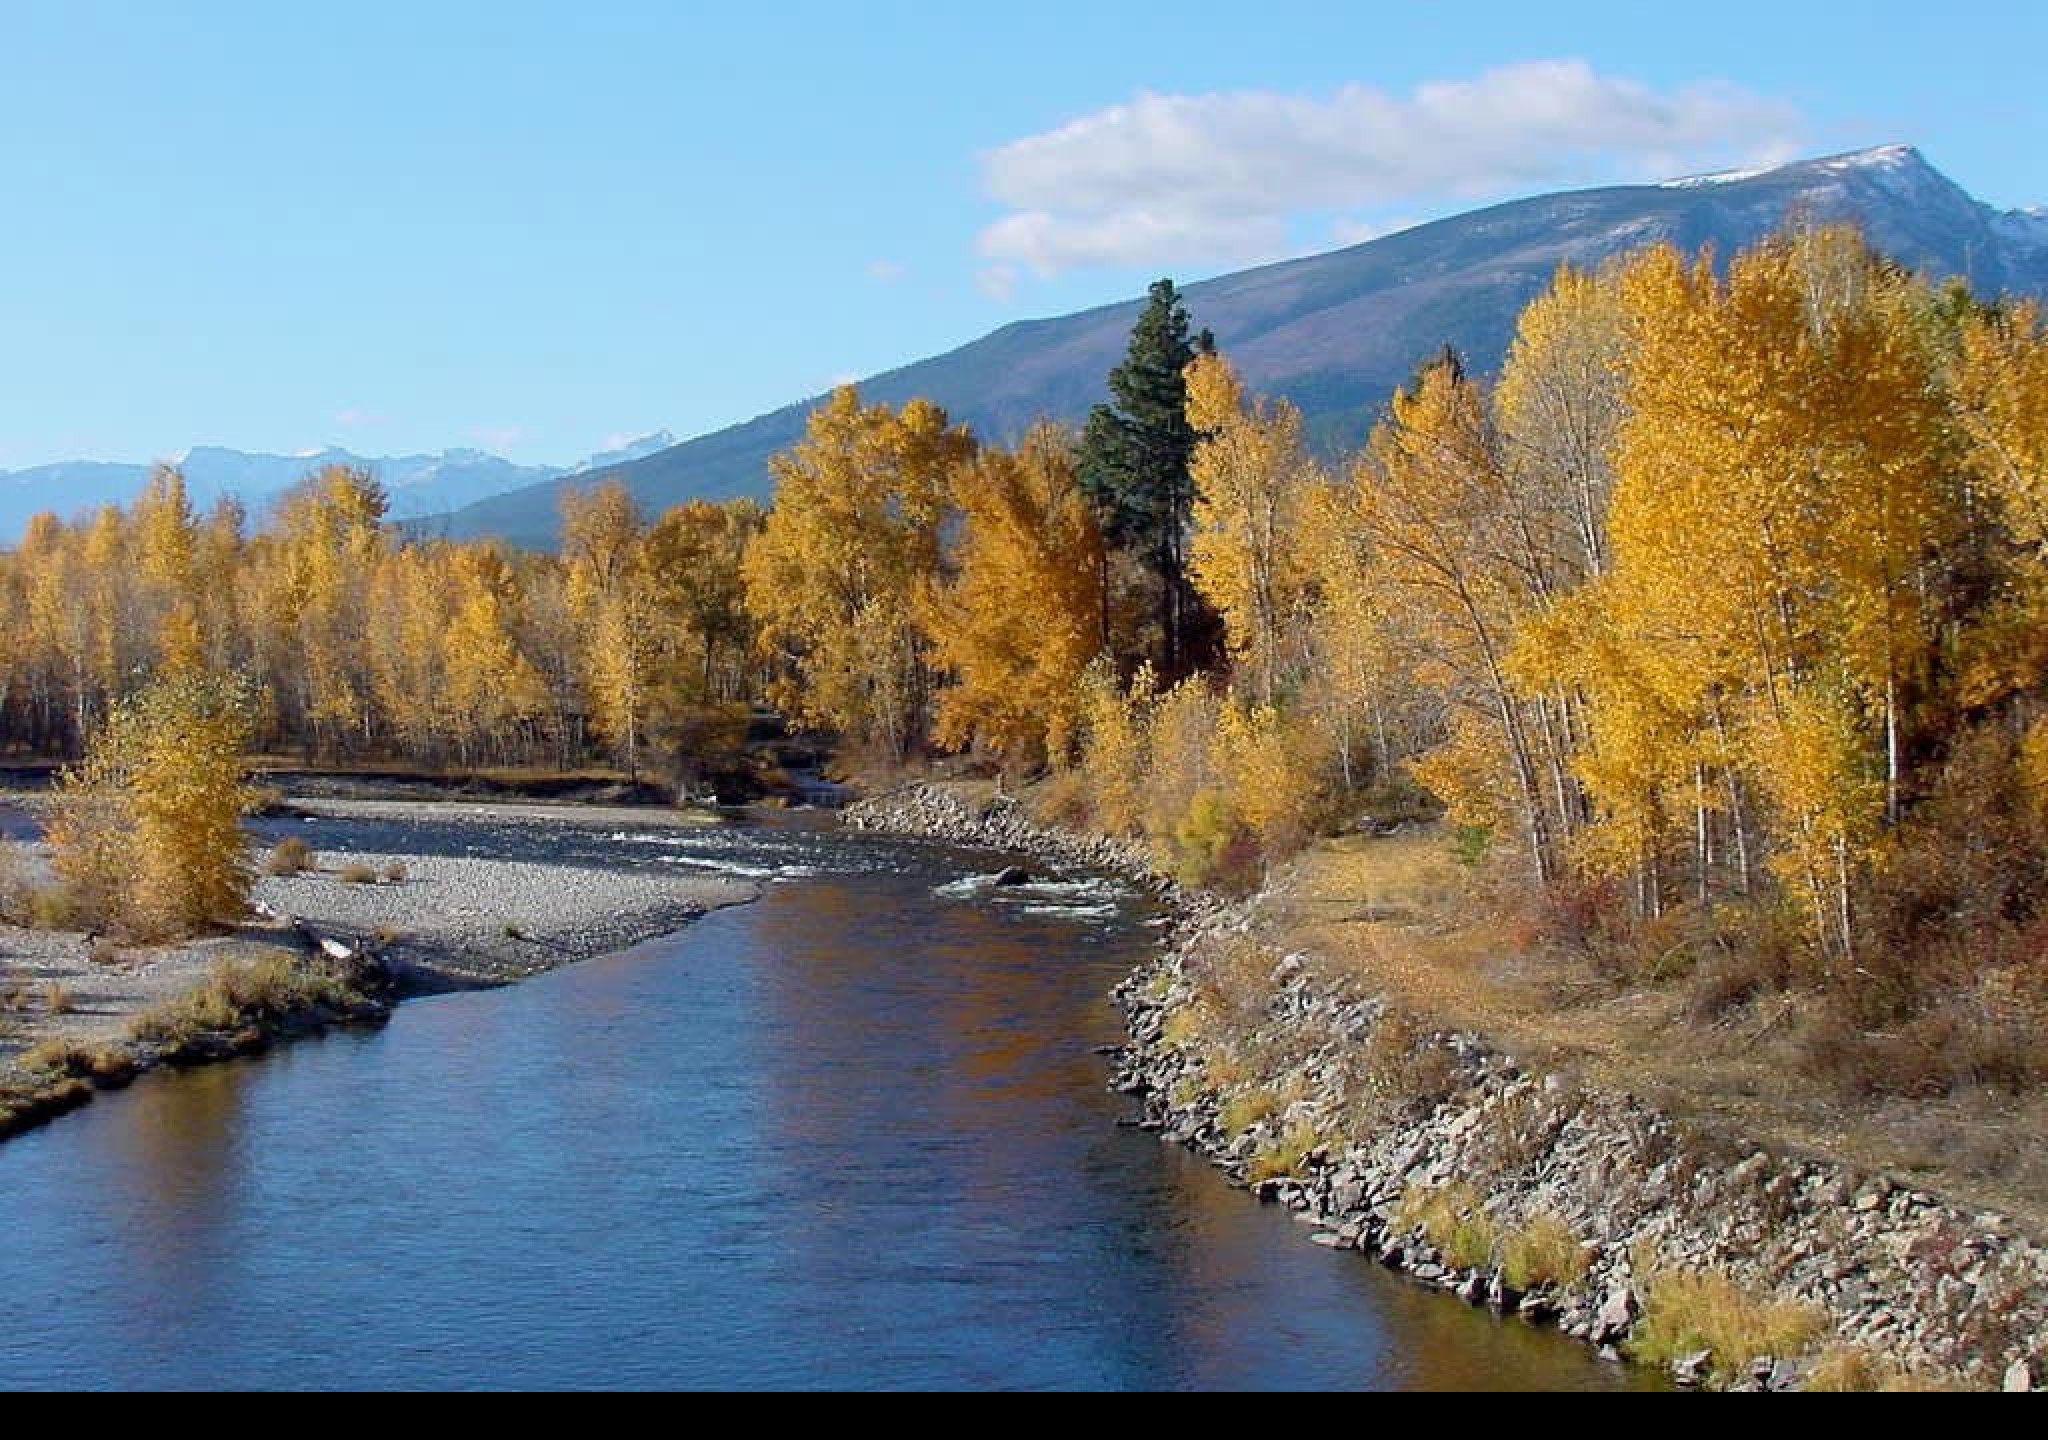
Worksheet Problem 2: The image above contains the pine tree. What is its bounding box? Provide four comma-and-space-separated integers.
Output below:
1078, 278, 1216, 678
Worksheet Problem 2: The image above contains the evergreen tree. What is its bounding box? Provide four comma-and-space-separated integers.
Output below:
1078, 278, 1216, 678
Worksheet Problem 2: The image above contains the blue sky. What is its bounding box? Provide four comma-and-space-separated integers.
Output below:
3, 0, 2044, 470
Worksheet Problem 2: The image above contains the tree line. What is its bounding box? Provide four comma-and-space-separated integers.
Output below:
0, 471, 764, 779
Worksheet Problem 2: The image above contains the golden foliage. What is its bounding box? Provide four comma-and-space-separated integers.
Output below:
743, 387, 975, 759
49, 670, 255, 941
923, 425, 1105, 769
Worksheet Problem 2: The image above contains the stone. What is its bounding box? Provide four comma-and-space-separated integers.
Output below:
1592, 1286, 1638, 1345
1672, 1350, 1713, 1388
2005, 1360, 2034, 1394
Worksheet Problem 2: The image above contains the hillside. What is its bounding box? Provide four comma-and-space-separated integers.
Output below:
441, 145, 2048, 549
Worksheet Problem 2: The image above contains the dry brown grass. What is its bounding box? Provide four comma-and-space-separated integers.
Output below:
1499, 1213, 1592, 1293
1244, 1122, 1323, 1185
1626, 1268, 1829, 1383
263, 836, 316, 876
1262, 825, 2048, 1234
19, 1037, 137, 1085
1393, 1183, 1499, 1271
1801, 1346, 1973, 1392
129, 947, 360, 1050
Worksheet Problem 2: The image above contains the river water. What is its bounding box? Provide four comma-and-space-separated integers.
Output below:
0, 814, 1650, 1390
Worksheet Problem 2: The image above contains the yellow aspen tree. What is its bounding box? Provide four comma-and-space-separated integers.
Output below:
366, 544, 454, 760
922, 424, 1106, 770
270, 467, 389, 756
561, 482, 655, 779
643, 499, 765, 706
742, 387, 974, 760
1185, 352, 1320, 707
132, 466, 203, 671
1958, 301, 2048, 554
1078, 658, 1155, 838
442, 546, 547, 766
1495, 262, 1632, 586
49, 670, 254, 940
1354, 354, 1558, 884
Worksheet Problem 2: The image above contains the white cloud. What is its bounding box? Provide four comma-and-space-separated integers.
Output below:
978, 60, 1804, 275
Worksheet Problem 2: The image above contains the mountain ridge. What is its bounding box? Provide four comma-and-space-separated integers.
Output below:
436, 145, 2048, 550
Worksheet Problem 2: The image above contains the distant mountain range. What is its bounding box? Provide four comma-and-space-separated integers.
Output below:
433, 145, 2048, 550
0, 432, 677, 546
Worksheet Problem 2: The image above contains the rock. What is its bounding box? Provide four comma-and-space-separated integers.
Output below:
1672, 1350, 1714, 1388
1592, 1286, 1638, 1345
1769, 1359, 1804, 1393
2006, 1360, 2035, 1394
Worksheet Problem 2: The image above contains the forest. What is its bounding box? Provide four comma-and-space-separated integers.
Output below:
7, 223, 2048, 1094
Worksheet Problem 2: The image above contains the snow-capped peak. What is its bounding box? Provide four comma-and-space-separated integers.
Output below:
1661, 145, 1929, 192
1661, 163, 1776, 190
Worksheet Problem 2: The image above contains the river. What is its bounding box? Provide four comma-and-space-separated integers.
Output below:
0, 813, 1652, 1390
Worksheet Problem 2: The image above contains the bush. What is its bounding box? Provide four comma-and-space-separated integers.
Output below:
48, 671, 255, 941
1626, 1269, 1828, 1383
41, 982, 72, 1016
20, 1038, 136, 1086
337, 863, 379, 886
264, 837, 316, 876
1499, 1214, 1591, 1293
1394, 1183, 1498, 1271
1244, 1123, 1322, 1185
382, 861, 408, 884
129, 948, 359, 1049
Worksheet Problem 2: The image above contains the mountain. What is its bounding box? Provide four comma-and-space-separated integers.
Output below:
0, 438, 670, 545
440, 145, 2048, 551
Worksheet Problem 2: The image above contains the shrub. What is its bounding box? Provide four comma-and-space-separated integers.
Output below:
1220, 1089, 1280, 1135
1802, 1343, 1957, 1392
1394, 1183, 1498, 1271
129, 949, 357, 1048
382, 861, 408, 884
1245, 1123, 1322, 1185
19, 1038, 136, 1085
263, 837, 316, 876
1500, 1214, 1591, 1293
1627, 1269, 1828, 1383
337, 863, 379, 886
41, 981, 72, 1016
48, 671, 255, 941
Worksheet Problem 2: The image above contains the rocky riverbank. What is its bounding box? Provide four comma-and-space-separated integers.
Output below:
844, 782, 2048, 1392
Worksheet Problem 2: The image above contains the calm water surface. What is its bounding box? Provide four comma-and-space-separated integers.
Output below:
0, 816, 1652, 1390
